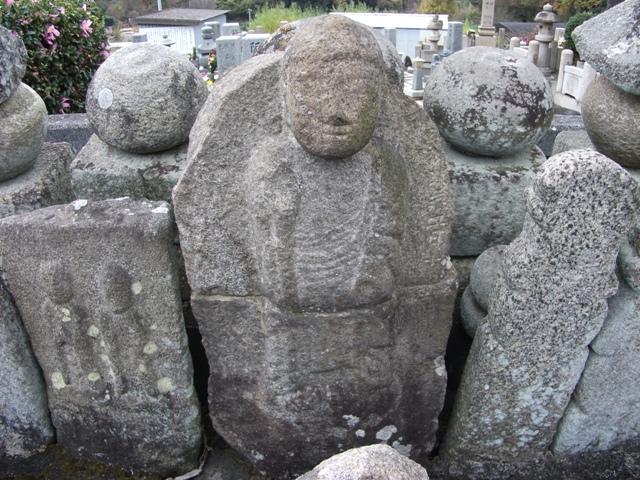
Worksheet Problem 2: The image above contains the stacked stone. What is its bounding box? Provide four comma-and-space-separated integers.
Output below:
0, 26, 73, 216
573, 0, 640, 169
71, 42, 209, 202
423, 47, 553, 258
551, 0, 640, 455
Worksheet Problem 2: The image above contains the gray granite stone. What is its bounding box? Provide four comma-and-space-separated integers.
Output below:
573, 0, 640, 95
0, 141, 74, 219
0, 26, 27, 104
537, 113, 585, 158
551, 130, 595, 156
0, 83, 47, 181
45, 113, 92, 153
446, 143, 545, 257
582, 75, 640, 168
0, 276, 54, 475
424, 47, 554, 158
71, 134, 187, 202
85, 43, 208, 153
443, 150, 639, 462
297, 445, 430, 480
174, 15, 455, 478
553, 226, 640, 454
0, 198, 201, 476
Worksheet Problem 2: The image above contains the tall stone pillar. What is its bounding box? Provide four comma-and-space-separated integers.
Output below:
476, 0, 496, 47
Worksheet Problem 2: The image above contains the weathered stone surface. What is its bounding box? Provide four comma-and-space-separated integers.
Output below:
553, 227, 640, 454
297, 445, 430, 480
573, 0, 640, 95
0, 198, 201, 476
446, 143, 545, 257
46, 113, 93, 153
0, 83, 47, 181
0, 276, 54, 476
551, 130, 594, 156
443, 150, 639, 462
0, 26, 27, 104
0, 141, 74, 219
174, 15, 455, 478
424, 47, 554, 158
582, 76, 640, 169
254, 18, 404, 90
85, 43, 208, 153
460, 245, 505, 338
71, 134, 187, 202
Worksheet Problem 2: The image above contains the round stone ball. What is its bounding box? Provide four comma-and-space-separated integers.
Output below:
582, 75, 640, 169
0, 25, 28, 104
423, 47, 554, 158
0, 83, 47, 182
86, 43, 208, 154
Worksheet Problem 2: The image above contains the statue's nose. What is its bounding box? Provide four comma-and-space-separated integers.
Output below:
327, 114, 349, 126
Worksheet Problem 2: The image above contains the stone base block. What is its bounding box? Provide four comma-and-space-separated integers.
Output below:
71, 134, 188, 202
0, 141, 74, 219
446, 142, 545, 257
551, 130, 595, 156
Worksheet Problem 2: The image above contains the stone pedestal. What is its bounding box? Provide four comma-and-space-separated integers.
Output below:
0, 141, 74, 219
446, 143, 546, 257
70, 134, 188, 202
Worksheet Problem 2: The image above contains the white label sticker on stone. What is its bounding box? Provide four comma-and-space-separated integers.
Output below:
98, 88, 113, 109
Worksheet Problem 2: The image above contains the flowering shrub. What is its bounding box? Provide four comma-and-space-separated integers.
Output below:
0, 0, 109, 113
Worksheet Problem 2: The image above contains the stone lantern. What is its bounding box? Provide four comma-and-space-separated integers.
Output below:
534, 3, 558, 71
198, 25, 215, 68
426, 14, 443, 52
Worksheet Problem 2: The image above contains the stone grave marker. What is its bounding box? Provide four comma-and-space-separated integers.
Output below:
443, 150, 639, 462
241, 33, 270, 61
0, 198, 201, 476
221, 22, 240, 36
216, 35, 242, 75
446, 21, 463, 53
174, 14, 456, 478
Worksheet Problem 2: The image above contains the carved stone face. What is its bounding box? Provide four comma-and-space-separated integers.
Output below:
283, 16, 383, 159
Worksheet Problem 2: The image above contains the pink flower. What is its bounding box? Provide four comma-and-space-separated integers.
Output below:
43, 24, 60, 45
80, 18, 92, 37
99, 49, 110, 58
61, 97, 70, 108
49, 13, 58, 20
32, 71, 39, 76
58, 6, 65, 13
6, 0, 14, 7
11, 30, 19, 36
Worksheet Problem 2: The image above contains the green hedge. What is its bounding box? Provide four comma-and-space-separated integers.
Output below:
1, 0, 109, 113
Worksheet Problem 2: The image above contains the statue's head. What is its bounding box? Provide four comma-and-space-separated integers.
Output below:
283, 15, 384, 159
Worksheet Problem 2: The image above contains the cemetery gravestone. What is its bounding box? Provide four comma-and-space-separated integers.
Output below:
241, 34, 270, 61
221, 22, 240, 36
446, 21, 463, 53
0, 198, 201, 476
174, 14, 456, 478
216, 36, 242, 75
443, 150, 639, 462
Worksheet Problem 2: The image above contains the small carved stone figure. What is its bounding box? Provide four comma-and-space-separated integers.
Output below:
443, 150, 639, 462
174, 14, 456, 478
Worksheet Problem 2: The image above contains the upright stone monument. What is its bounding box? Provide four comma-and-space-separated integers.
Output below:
446, 21, 464, 53
443, 150, 639, 462
174, 14, 456, 478
0, 198, 202, 476
476, 0, 496, 47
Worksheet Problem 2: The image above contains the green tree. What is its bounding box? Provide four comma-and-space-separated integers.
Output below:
553, 0, 605, 20
418, 0, 456, 15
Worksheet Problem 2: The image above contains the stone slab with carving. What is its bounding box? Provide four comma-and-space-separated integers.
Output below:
443, 150, 639, 462
297, 444, 429, 480
0, 198, 201, 476
71, 134, 187, 202
0, 276, 54, 475
174, 14, 456, 478
573, 0, 640, 96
